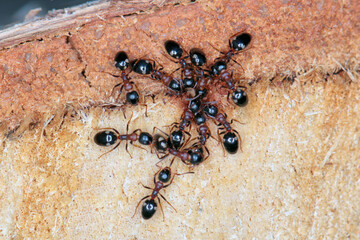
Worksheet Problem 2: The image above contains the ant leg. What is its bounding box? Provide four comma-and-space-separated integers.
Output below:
183, 130, 192, 147
94, 70, 120, 78
163, 164, 194, 188
153, 127, 170, 137
132, 195, 150, 218
179, 157, 191, 166
142, 103, 149, 118
207, 41, 225, 55
170, 67, 181, 76
183, 137, 198, 151
140, 182, 152, 190
227, 90, 231, 103
159, 193, 176, 212
160, 51, 178, 64
163, 171, 194, 188
203, 146, 210, 161
155, 158, 167, 168
153, 168, 161, 184
217, 128, 226, 157
111, 82, 123, 95
169, 157, 176, 167
159, 153, 170, 160
132, 143, 147, 152
143, 95, 156, 117
230, 58, 245, 72
115, 85, 125, 102
230, 118, 244, 125
127, 113, 134, 134
97, 140, 122, 159
121, 107, 127, 119
157, 197, 165, 221
209, 130, 219, 142
125, 141, 133, 158
165, 122, 179, 131
233, 129, 243, 152
132, 129, 142, 134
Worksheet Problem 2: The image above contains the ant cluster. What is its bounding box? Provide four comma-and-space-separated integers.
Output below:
94, 32, 252, 220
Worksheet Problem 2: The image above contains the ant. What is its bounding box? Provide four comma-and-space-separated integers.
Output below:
168, 128, 191, 150
166, 101, 204, 149
153, 127, 190, 158
211, 32, 252, 64
164, 40, 197, 89
194, 112, 212, 146
204, 104, 241, 154
169, 99, 202, 133
133, 159, 194, 220
110, 51, 141, 105
94, 115, 153, 158
210, 60, 248, 107
153, 127, 208, 166
185, 141, 210, 165
132, 59, 184, 95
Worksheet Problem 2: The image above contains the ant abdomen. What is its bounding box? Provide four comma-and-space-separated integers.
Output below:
94, 131, 117, 146
141, 199, 157, 220
222, 132, 239, 154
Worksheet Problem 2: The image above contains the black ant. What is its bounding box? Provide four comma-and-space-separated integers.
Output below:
94, 115, 153, 158
164, 40, 196, 89
169, 99, 202, 132
164, 142, 208, 166
163, 101, 201, 149
153, 127, 190, 159
168, 129, 190, 150
194, 112, 212, 146
211, 32, 252, 64
204, 104, 241, 154
153, 126, 208, 166
110, 51, 141, 105
210, 60, 248, 107
133, 159, 194, 220
186, 141, 209, 165
132, 59, 183, 94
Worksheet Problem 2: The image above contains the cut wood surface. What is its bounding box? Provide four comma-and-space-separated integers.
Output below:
0, 0, 359, 239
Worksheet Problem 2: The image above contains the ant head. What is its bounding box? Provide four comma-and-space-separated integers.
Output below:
132, 59, 153, 75
139, 132, 153, 145
204, 104, 218, 118
188, 146, 204, 165
169, 79, 182, 93
232, 89, 248, 107
126, 91, 140, 105
195, 88, 208, 100
211, 60, 227, 76
114, 51, 130, 71
169, 130, 184, 150
194, 112, 206, 126
231, 33, 252, 51
183, 78, 196, 89
165, 40, 183, 59
94, 131, 118, 146
188, 99, 201, 114
141, 199, 157, 219
158, 167, 171, 183
189, 48, 207, 67
154, 134, 169, 152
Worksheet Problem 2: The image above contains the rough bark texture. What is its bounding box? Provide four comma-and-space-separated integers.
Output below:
0, 0, 359, 239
